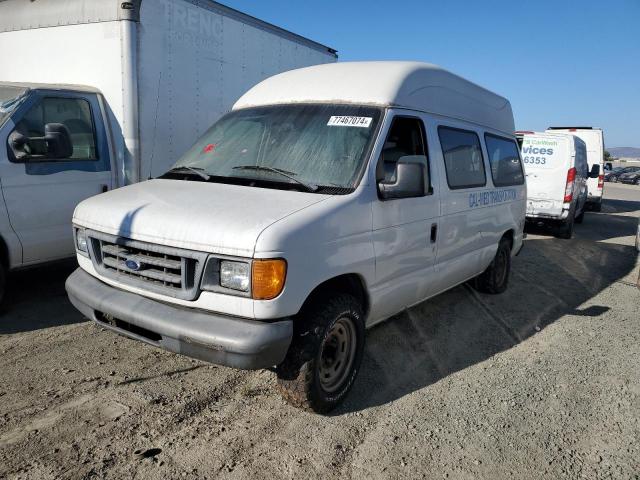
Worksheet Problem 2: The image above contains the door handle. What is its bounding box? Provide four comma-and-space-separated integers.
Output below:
101, 184, 109, 193
430, 223, 438, 243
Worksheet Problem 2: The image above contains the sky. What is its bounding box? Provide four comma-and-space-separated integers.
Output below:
222, 0, 640, 148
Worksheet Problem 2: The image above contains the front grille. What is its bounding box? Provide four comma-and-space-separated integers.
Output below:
87, 231, 208, 300
100, 243, 188, 289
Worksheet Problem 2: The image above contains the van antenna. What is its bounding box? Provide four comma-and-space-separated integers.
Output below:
147, 71, 162, 180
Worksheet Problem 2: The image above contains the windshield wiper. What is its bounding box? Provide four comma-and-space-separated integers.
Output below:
232, 165, 318, 192
163, 166, 210, 181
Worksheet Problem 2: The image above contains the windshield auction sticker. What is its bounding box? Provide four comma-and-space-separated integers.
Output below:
327, 116, 372, 128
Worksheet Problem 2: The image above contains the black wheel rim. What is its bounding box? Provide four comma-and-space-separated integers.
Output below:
319, 316, 357, 393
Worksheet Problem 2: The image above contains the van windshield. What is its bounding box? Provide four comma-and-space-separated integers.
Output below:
170, 104, 382, 192
0, 85, 29, 128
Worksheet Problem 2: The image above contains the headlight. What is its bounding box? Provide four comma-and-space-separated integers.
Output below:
75, 228, 88, 255
220, 260, 250, 292
200, 257, 286, 299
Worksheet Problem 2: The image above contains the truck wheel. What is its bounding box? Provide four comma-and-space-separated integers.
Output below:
276, 294, 365, 413
557, 215, 575, 239
473, 238, 511, 294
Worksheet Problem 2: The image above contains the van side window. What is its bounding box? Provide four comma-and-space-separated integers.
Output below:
438, 126, 486, 189
12, 97, 98, 162
484, 133, 525, 187
377, 116, 429, 187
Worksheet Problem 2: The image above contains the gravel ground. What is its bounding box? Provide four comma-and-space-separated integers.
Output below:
1, 184, 638, 480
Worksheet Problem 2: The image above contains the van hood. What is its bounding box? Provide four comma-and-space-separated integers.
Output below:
73, 179, 330, 256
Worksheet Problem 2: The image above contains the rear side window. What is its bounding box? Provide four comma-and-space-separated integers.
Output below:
484, 134, 525, 187
438, 126, 486, 189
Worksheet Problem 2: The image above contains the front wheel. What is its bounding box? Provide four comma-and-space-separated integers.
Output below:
611, 176, 618, 183
473, 237, 511, 294
635, 178, 640, 186
276, 294, 365, 413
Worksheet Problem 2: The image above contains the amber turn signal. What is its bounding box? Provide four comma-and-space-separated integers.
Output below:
252, 259, 287, 300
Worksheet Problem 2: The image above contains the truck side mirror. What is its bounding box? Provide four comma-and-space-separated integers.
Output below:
7, 123, 73, 161
378, 159, 426, 199
588, 164, 600, 178
44, 123, 73, 159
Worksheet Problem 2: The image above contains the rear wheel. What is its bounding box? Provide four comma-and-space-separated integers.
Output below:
557, 214, 575, 239
611, 176, 618, 183
591, 201, 602, 212
635, 178, 640, 186
473, 237, 511, 294
276, 294, 365, 413
575, 208, 585, 224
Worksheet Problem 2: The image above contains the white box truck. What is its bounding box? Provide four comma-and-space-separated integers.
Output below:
0, 0, 336, 300
546, 127, 605, 211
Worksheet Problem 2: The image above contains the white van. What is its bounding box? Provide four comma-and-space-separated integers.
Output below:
65, 62, 526, 412
518, 131, 597, 238
0, 0, 335, 301
547, 127, 605, 211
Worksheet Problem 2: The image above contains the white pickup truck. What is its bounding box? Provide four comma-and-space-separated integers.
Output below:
66, 62, 526, 412
0, 0, 335, 301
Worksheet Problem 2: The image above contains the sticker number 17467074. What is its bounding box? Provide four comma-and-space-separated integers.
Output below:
327, 116, 373, 128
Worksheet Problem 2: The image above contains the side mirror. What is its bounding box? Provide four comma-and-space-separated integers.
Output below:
7, 123, 73, 161
378, 159, 426, 199
44, 123, 73, 159
588, 164, 600, 178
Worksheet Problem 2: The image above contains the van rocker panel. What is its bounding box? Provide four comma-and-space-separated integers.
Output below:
65, 268, 293, 369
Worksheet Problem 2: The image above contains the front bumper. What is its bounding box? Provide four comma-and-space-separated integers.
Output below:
65, 268, 293, 369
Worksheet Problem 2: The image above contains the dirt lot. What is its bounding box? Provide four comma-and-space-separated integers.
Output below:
1, 184, 639, 480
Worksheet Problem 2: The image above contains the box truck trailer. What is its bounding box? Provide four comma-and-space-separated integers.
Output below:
0, 0, 336, 300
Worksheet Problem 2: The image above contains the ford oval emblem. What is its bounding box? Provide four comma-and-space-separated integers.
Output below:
125, 259, 142, 271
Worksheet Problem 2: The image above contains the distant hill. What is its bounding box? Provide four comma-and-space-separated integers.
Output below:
609, 147, 640, 158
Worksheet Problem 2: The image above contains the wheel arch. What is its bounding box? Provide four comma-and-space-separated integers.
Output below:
299, 273, 370, 319
501, 229, 515, 251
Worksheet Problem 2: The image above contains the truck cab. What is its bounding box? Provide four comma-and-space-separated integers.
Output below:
0, 84, 115, 299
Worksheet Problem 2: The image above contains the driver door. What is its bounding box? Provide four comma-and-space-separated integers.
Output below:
0, 91, 113, 264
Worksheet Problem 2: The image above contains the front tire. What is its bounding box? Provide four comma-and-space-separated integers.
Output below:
473, 237, 511, 294
635, 178, 640, 186
276, 294, 365, 413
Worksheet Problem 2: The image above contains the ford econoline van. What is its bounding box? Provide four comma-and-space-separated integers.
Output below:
518, 131, 598, 238
66, 62, 526, 412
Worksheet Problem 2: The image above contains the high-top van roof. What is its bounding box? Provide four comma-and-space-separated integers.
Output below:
233, 61, 515, 134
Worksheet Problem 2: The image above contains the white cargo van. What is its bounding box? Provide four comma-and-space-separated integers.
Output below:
65, 62, 526, 412
518, 131, 598, 238
0, 0, 336, 300
547, 127, 605, 211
